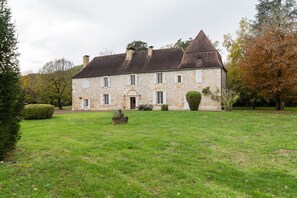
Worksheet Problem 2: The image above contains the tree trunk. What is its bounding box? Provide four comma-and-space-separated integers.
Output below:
275, 96, 284, 111
57, 97, 62, 110
252, 101, 256, 110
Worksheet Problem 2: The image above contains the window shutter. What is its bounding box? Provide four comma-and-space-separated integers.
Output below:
109, 94, 112, 105
196, 70, 202, 83
100, 94, 103, 105
152, 91, 156, 104
153, 74, 157, 84
135, 75, 138, 85
108, 77, 111, 87
184, 96, 190, 110
88, 99, 91, 110
174, 75, 178, 84
101, 78, 104, 87
163, 91, 167, 104
81, 99, 84, 110
127, 76, 130, 85
181, 75, 184, 83
163, 73, 166, 83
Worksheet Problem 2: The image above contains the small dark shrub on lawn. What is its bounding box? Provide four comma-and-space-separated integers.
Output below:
186, 91, 202, 111
161, 104, 169, 111
23, 104, 55, 119
138, 104, 153, 111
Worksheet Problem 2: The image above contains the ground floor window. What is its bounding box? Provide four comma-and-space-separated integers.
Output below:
103, 94, 109, 105
157, 91, 163, 104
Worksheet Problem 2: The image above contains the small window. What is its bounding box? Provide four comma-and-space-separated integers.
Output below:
103, 94, 109, 105
85, 99, 89, 107
130, 75, 135, 85
157, 73, 163, 84
177, 75, 182, 83
197, 58, 203, 65
157, 91, 163, 104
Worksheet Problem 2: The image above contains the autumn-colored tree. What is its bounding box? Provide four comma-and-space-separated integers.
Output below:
240, 27, 297, 110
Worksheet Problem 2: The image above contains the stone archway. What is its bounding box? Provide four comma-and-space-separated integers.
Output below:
124, 88, 141, 110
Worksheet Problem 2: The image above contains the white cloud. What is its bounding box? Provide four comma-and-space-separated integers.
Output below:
8, 0, 258, 73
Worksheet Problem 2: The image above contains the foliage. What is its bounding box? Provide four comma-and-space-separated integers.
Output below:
239, 0, 297, 110
161, 104, 169, 111
39, 59, 74, 109
0, 0, 24, 160
240, 26, 297, 110
162, 38, 193, 50
202, 86, 210, 95
112, 109, 126, 118
254, 0, 297, 29
221, 89, 240, 111
138, 104, 153, 111
126, 41, 148, 51
22, 104, 54, 120
1, 111, 297, 196
186, 91, 202, 111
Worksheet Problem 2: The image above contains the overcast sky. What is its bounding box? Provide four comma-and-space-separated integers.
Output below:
9, 0, 258, 73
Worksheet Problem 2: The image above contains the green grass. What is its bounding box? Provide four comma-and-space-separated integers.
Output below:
1, 110, 297, 197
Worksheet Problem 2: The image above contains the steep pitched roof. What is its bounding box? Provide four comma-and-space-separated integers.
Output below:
73, 30, 225, 79
185, 30, 216, 53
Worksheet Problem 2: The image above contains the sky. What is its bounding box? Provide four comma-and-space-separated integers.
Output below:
8, 0, 259, 73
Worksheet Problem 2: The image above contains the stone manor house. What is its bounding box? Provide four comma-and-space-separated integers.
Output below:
72, 30, 227, 111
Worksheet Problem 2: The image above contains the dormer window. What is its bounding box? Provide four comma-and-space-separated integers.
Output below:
197, 58, 203, 65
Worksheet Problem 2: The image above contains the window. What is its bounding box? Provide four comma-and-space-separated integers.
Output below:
157, 73, 163, 83
103, 94, 109, 105
177, 75, 182, 83
196, 70, 202, 83
197, 58, 203, 65
157, 91, 163, 104
130, 75, 135, 85
103, 77, 109, 87
85, 99, 89, 107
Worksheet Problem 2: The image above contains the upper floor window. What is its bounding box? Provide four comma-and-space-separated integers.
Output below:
157, 73, 163, 84
130, 75, 136, 85
102, 76, 110, 87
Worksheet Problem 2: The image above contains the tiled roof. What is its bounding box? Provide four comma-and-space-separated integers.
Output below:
73, 30, 225, 79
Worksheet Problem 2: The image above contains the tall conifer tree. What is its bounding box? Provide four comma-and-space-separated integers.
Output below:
0, 0, 24, 160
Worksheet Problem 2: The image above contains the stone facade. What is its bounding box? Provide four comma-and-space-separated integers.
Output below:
72, 68, 226, 111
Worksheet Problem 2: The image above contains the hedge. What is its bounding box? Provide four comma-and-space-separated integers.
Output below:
186, 91, 202, 111
23, 104, 55, 119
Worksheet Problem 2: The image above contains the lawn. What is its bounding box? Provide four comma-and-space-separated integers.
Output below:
0, 110, 296, 197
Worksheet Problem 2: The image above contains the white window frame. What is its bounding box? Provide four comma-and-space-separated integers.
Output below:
101, 94, 111, 105
102, 76, 111, 88
157, 73, 163, 84
175, 74, 183, 83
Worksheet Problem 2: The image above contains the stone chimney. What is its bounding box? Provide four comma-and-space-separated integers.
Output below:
126, 48, 135, 61
83, 55, 90, 68
148, 46, 154, 56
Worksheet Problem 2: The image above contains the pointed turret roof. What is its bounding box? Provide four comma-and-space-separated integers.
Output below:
185, 30, 216, 53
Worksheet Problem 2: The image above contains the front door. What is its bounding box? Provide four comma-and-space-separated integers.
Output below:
130, 97, 136, 109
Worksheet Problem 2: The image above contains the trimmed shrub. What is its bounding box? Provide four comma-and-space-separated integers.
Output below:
186, 91, 202, 111
138, 104, 153, 111
23, 104, 55, 119
161, 104, 169, 111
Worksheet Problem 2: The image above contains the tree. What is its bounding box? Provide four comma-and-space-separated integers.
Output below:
162, 38, 193, 50
254, 0, 297, 29
223, 18, 259, 108
0, 0, 24, 160
239, 0, 297, 110
240, 26, 297, 110
126, 41, 148, 51
39, 59, 73, 109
